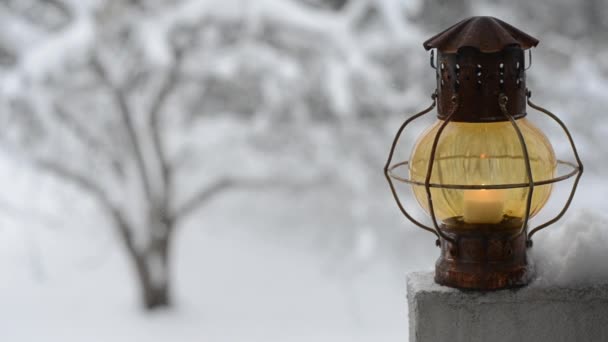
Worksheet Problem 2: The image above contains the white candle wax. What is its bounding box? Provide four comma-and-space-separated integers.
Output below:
463, 189, 505, 224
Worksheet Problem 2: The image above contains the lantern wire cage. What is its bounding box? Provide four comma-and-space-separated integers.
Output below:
384, 89, 583, 246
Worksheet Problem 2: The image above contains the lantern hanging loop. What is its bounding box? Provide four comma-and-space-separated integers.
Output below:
525, 49, 533, 70
430, 49, 437, 70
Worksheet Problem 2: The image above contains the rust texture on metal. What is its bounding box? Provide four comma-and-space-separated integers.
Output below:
435, 219, 529, 290
425, 16, 539, 122
436, 47, 527, 122
383, 16, 583, 291
428, 92, 534, 289
423, 16, 539, 53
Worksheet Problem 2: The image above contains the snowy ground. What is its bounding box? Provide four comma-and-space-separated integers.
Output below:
0, 156, 417, 341
1, 202, 409, 341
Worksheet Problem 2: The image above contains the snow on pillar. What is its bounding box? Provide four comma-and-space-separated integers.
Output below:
407, 272, 608, 342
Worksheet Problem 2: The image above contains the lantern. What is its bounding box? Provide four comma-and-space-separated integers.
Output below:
384, 17, 583, 290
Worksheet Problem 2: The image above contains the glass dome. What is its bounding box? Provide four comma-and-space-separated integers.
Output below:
409, 117, 556, 227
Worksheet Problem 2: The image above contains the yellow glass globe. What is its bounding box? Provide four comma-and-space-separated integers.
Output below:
409, 118, 556, 227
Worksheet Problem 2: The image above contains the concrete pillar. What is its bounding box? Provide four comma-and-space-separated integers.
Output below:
407, 271, 608, 342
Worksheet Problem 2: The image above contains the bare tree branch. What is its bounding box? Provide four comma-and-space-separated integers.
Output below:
91, 54, 155, 205
110, 206, 142, 261
53, 103, 121, 168
35, 157, 141, 261
173, 175, 332, 224
148, 46, 186, 210
173, 178, 235, 220
35, 159, 114, 212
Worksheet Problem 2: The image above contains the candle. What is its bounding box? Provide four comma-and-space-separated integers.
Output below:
463, 189, 505, 224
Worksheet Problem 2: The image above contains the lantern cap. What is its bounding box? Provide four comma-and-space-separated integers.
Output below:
423, 16, 539, 53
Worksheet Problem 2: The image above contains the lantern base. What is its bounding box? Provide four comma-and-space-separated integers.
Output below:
434, 218, 530, 290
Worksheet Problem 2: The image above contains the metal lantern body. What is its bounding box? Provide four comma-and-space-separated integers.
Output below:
384, 17, 583, 290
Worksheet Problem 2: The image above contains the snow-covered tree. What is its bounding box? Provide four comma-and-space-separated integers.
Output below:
0, 0, 427, 310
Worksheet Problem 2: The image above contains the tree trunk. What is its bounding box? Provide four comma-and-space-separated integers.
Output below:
132, 236, 172, 310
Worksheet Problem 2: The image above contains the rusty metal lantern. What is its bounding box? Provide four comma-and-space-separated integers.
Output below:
384, 17, 583, 290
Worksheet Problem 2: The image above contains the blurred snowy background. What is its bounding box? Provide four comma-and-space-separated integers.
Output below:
0, 0, 607, 341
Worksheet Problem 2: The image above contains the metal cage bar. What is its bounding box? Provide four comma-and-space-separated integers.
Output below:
383, 92, 443, 241
526, 90, 584, 241
384, 90, 583, 247
386, 160, 578, 189
498, 93, 535, 242
423, 95, 460, 244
